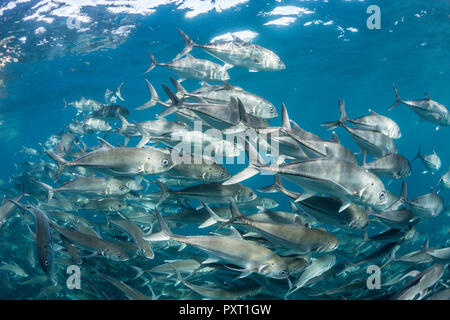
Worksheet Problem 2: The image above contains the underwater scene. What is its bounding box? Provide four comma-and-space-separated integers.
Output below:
0, 0, 449, 300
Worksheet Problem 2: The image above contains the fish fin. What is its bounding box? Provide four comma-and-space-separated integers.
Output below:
362, 150, 367, 167
222, 63, 233, 70
129, 266, 144, 280
198, 217, 217, 229
281, 103, 291, 130
134, 121, 153, 148
45, 150, 69, 180
154, 180, 172, 207
412, 145, 421, 162
175, 29, 197, 60
143, 231, 170, 242
144, 52, 158, 74
153, 208, 175, 239
169, 77, 188, 97
424, 92, 431, 100
97, 137, 115, 149
222, 137, 263, 185
248, 69, 258, 73
321, 99, 347, 129
177, 243, 187, 252
294, 191, 316, 203
331, 131, 340, 144
228, 226, 243, 240
338, 202, 351, 213
25, 224, 36, 241
137, 79, 165, 110
388, 83, 402, 111
421, 236, 429, 252
115, 81, 125, 101
34, 181, 54, 203
202, 257, 220, 264
257, 174, 280, 193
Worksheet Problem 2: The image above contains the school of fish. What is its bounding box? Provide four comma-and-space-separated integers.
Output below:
0, 29, 449, 300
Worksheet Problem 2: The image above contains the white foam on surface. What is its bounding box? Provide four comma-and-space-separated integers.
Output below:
268, 6, 314, 16
264, 17, 297, 26
211, 30, 258, 43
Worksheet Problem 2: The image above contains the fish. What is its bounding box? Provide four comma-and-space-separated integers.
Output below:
155, 180, 257, 206
322, 100, 398, 157
389, 84, 449, 130
0, 190, 25, 230
391, 264, 446, 300
171, 78, 278, 119
108, 217, 154, 259
177, 29, 286, 72
145, 209, 289, 279
362, 152, 412, 179
437, 167, 450, 190
412, 146, 441, 174
0, 262, 28, 278
45, 138, 175, 179
222, 201, 338, 253
96, 271, 153, 300
225, 137, 388, 212
49, 221, 129, 261
35, 177, 131, 202
261, 175, 369, 230
9, 201, 55, 282
145, 52, 230, 82
174, 269, 263, 300
400, 180, 444, 218
287, 254, 336, 297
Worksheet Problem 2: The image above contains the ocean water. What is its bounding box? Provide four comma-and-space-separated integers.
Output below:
0, 0, 448, 300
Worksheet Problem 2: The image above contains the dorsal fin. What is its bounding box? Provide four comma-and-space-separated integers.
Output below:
331, 131, 340, 144
97, 137, 115, 148
424, 92, 431, 100
229, 226, 243, 240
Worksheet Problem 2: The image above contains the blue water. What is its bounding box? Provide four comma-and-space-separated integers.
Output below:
0, 0, 448, 299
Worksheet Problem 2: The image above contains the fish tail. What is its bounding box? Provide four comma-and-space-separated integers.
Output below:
400, 179, 407, 202
321, 99, 348, 130
136, 79, 166, 111
134, 121, 154, 148
34, 181, 54, 203
222, 136, 264, 186
117, 114, 130, 134
157, 84, 182, 118
175, 29, 196, 60
144, 51, 158, 74
45, 150, 69, 180
411, 145, 421, 162
199, 202, 222, 229
115, 81, 125, 101
388, 83, 402, 111
154, 208, 174, 239
155, 180, 171, 207
217, 200, 244, 231
169, 77, 188, 97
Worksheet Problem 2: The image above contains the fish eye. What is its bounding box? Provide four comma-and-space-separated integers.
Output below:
379, 191, 386, 200
220, 172, 225, 176
269, 107, 274, 113
249, 192, 254, 197
279, 270, 287, 277
162, 159, 170, 167
44, 259, 49, 266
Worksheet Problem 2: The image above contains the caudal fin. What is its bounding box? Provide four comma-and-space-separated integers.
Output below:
136, 79, 167, 111
400, 180, 407, 202
321, 99, 348, 130
411, 145, 421, 162
144, 52, 159, 74
155, 180, 171, 207
154, 208, 174, 239
45, 151, 69, 180
222, 137, 265, 186
158, 84, 183, 118
174, 29, 197, 60
388, 83, 402, 111
34, 181, 55, 203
